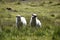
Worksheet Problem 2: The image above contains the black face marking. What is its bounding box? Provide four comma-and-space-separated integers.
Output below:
34, 16, 37, 17
31, 16, 36, 27
32, 15, 37, 18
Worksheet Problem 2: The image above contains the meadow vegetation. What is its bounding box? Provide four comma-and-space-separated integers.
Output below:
0, 0, 60, 40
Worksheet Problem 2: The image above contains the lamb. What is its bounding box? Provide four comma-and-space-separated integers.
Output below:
30, 14, 41, 27
16, 15, 27, 28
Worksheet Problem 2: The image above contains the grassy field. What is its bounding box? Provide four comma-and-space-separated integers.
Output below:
0, 0, 60, 40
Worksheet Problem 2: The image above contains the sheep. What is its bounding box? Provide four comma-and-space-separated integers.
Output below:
16, 15, 27, 28
30, 14, 41, 27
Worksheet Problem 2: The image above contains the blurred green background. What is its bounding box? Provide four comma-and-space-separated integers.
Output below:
0, 0, 60, 40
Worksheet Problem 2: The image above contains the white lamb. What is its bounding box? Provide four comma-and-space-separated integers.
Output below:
30, 14, 41, 27
16, 15, 27, 28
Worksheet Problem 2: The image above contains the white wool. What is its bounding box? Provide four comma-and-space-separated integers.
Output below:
21, 17, 27, 25
36, 18, 41, 27
16, 16, 27, 27
16, 18, 17, 24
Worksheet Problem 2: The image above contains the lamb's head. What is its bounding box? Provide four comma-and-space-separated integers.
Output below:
16, 15, 21, 18
16, 15, 21, 21
32, 14, 37, 18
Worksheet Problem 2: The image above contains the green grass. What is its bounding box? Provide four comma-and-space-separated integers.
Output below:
0, 1, 60, 40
